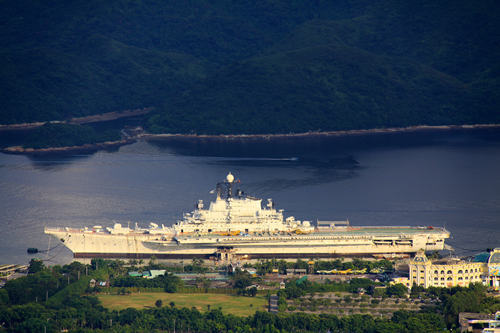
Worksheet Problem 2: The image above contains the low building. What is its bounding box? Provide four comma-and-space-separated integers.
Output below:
391, 277, 411, 288
0, 264, 29, 282
459, 311, 500, 333
409, 251, 486, 288
242, 268, 257, 276
127, 270, 166, 279
173, 273, 228, 281
286, 268, 307, 275
148, 270, 166, 279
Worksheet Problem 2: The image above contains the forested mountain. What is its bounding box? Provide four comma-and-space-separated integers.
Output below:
1, 0, 499, 133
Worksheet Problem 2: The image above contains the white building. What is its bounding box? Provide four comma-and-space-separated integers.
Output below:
409, 251, 486, 288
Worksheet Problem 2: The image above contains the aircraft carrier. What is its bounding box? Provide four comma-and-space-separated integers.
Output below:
45, 173, 450, 261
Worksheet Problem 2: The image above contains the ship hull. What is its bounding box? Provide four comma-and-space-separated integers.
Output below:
44, 174, 451, 262
72, 252, 413, 259
46, 226, 449, 261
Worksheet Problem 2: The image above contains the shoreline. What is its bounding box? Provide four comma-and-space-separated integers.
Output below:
0, 107, 153, 132
143, 123, 500, 142
2, 123, 500, 156
1, 138, 136, 156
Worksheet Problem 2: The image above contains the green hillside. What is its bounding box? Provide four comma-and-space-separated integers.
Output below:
1, 0, 499, 134
148, 42, 470, 134
0, 34, 206, 124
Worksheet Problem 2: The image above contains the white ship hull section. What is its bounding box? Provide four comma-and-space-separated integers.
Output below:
45, 227, 449, 259
45, 173, 451, 260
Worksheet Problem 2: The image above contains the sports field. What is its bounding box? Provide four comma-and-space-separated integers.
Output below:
99, 292, 267, 316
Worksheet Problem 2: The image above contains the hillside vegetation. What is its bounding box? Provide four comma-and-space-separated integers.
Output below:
22, 123, 121, 149
1, 0, 499, 134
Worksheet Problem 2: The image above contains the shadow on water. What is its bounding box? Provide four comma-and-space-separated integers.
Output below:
149, 128, 500, 158
209, 152, 359, 192
148, 130, 455, 157
208, 155, 359, 170
147, 128, 500, 193
148, 131, 448, 192
243, 169, 359, 193
27, 154, 93, 171
9, 127, 500, 173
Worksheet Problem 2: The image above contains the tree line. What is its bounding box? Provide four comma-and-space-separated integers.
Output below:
1, 258, 499, 332
22, 123, 121, 149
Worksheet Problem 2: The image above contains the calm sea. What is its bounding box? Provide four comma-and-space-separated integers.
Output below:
1, 129, 499, 265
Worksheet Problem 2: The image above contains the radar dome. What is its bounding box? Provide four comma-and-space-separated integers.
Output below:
226, 172, 234, 183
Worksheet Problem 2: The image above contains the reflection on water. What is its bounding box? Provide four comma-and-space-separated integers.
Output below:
27, 154, 93, 171
148, 128, 500, 157
210, 156, 358, 168
1, 129, 500, 265
243, 172, 357, 193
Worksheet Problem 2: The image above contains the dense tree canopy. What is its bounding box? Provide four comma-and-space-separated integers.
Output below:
21, 123, 121, 148
1, 259, 499, 332
1, 0, 499, 136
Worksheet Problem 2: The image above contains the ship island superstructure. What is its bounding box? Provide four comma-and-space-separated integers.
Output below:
45, 173, 450, 262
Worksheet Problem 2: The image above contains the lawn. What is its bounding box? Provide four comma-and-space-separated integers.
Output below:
99, 292, 267, 316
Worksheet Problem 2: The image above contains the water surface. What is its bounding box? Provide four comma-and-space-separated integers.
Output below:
1, 129, 499, 265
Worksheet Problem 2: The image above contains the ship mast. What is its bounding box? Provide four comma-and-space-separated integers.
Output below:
225, 172, 234, 223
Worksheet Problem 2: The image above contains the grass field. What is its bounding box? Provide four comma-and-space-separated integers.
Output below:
99, 292, 267, 316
